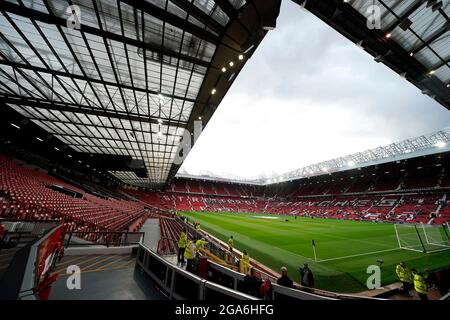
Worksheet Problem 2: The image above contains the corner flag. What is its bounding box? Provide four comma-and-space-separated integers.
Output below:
312, 239, 317, 262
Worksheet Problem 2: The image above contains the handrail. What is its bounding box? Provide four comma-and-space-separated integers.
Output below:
440, 291, 450, 300
64, 231, 144, 247
136, 242, 258, 300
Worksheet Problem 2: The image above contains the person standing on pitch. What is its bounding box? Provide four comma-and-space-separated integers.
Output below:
228, 235, 234, 253
412, 269, 429, 300
396, 261, 413, 296
177, 227, 188, 265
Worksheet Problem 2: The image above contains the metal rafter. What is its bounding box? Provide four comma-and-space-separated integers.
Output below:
0, 0, 282, 186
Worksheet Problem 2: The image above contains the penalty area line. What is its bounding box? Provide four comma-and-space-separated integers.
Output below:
317, 248, 402, 263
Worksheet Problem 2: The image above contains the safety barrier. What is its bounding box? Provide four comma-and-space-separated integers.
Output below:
64, 231, 144, 247
136, 243, 257, 300
136, 243, 339, 300
0, 224, 64, 300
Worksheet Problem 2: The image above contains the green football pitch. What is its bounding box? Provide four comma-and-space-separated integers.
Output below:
179, 211, 450, 293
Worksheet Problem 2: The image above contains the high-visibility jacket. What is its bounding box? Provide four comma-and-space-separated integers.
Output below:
413, 274, 428, 294
195, 240, 208, 253
242, 253, 250, 266
396, 264, 412, 283
178, 232, 187, 248
228, 238, 234, 249
184, 241, 195, 260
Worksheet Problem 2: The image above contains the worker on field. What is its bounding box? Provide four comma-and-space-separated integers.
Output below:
184, 238, 196, 273
412, 269, 429, 300
228, 235, 234, 253
241, 250, 250, 274
396, 261, 413, 296
177, 227, 188, 265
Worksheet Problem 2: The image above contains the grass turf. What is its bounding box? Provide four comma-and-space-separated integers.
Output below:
180, 211, 450, 293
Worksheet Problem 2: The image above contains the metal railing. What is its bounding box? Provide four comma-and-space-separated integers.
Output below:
137, 242, 258, 300
0, 219, 59, 252
0, 224, 64, 300
136, 243, 338, 300
64, 231, 145, 248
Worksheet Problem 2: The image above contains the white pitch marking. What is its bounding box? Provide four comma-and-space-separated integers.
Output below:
317, 247, 402, 263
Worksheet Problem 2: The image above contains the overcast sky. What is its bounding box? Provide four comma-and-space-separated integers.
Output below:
179, 0, 450, 180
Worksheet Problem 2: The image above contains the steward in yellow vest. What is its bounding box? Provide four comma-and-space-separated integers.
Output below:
184, 240, 196, 272
228, 236, 234, 252
241, 250, 250, 274
412, 269, 428, 300
177, 228, 188, 264
396, 261, 413, 296
195, 238, 208, 254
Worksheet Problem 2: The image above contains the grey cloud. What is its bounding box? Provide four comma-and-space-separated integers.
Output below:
181, 0, 450, 179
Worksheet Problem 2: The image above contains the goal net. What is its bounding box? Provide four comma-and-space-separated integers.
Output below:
394, 223, 450, 253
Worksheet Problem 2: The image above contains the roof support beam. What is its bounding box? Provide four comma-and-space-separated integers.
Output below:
411, 22, 450, 55
1, 1, 211, 68
0, 94, 187, 127
430, 55, 450, 71
119, 0, 220, 45
170, 0, 224, 34
385, 0, 425, 33
0, 59, 196, 104
213, 0, 238, 19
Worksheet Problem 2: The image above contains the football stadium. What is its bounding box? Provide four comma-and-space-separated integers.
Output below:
0, 0, 450, 305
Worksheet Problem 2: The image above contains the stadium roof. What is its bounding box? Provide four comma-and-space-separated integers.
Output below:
276, 127, 450, 183
0, 0, 281, 187
177, 127, 450, 184
294, 0, 450, 110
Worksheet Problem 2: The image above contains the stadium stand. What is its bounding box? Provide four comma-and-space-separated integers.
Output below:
0, 155, 149, 239
130, 151, 450, 225
0, 0, 449, 302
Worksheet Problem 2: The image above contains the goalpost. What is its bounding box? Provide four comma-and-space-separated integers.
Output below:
394, 223, 450, 253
